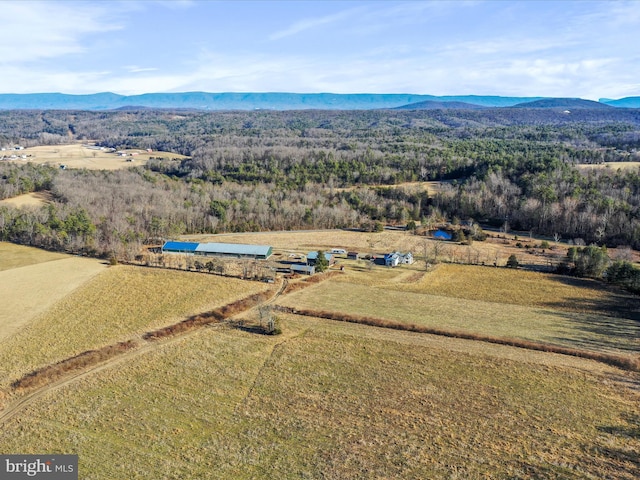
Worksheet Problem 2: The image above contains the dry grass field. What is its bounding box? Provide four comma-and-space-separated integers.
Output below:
0, 265, 268, 390
0, 235, 638, 478
276, 263, 640, 355
0, 191, 53, 208
0, 241, 69, 271
183, 228, 570, 270
0, 316, 637, 479
0, 243, 105, 343
10, 143, 186, 170
577, 161, 640, 171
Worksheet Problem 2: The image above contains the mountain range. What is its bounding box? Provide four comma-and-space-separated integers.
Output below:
0, 92, 637, 110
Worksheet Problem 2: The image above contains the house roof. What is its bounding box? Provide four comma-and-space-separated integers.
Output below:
162, 241, 272, 257
196, 242, 272, 257
307, 251, 333, 261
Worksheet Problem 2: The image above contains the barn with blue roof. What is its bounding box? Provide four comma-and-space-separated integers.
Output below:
162, 241, 272, 259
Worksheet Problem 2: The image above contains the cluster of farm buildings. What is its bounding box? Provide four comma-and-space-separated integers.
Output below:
161, 241, 413, 276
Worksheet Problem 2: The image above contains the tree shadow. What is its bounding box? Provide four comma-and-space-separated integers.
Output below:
542, 275, 640, 322
540, 308, 640, 353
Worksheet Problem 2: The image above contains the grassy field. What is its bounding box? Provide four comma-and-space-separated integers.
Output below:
0, 241, 70, 271
0, 316, 637, 479
577, 161, 640, 171
0, 243, 105, 343
183, 228, 572, 270
0, 265, 268, 389
276, 264, 640, 355
1, 239, 638, 478
0, 191, 53, 208
12, 143, 186, 170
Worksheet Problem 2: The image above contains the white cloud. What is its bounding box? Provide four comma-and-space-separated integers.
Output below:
0, 1, 123, 63
124, 66, 160, 73
269, 6, 363, 40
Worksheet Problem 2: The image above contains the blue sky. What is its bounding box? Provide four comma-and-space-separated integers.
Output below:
1, 0, 639, 99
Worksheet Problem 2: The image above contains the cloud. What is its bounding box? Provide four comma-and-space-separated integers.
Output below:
124, 66, 160, 74
269, 6, 362, 40
0, 1, 123, 63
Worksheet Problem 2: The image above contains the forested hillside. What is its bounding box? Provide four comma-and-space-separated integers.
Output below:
1, 108, 640, 260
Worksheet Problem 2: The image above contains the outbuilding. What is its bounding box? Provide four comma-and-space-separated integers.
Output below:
306, 251, 335, 266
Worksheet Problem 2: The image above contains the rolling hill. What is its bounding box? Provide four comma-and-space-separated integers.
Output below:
512, 98, 614, 109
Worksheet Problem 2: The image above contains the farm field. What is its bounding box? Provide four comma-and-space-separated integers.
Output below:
183, 228, 571, 270
0, 240, 638, 478
276, 264, 640, 355
0, 264, 268, 390
8, 143, 187, 170
0, 243, 105, 343
0, 315, 637, 479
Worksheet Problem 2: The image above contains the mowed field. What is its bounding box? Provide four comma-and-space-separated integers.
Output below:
276, 263, 640, 355
0, 316, 637, 479
0, 237, 638, 478
0, 261, 268, 391
0, 243, 105, 343
11, 143, 186, 170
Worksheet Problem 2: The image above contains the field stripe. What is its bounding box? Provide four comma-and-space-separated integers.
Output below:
0, 257, 105, 343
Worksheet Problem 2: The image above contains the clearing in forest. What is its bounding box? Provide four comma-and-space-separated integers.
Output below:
12, 143, 186, 170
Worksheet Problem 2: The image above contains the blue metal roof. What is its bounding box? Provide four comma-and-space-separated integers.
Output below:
162, 241, 199, 252
434, 230, 452, 240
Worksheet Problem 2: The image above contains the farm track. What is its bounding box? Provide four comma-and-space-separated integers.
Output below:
0, 278, 289, 426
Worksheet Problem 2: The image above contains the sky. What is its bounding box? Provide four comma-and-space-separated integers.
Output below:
1, 0, 639, 99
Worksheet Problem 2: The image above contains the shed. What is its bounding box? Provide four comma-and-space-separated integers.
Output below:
290, 264, 315, 275
347, 251, 359, 260
306, 251, 335, 266
161, 241, 199, 254
398, 252, 414, 264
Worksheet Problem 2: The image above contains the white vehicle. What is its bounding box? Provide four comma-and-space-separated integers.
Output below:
331, 248, 347, 255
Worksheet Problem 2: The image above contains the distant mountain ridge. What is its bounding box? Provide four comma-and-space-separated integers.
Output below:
599, 97, 640, 108
0, 92, 634, 110
0, 92, 544, 110
512, 98, 614, 109
393, 100, 487, 110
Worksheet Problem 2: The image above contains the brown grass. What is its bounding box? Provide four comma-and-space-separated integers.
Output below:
0, 265, 266, 389
0, 317, 637, 478
0, 255, 105, 343
281, 270, 343, 295
275, 306, 640, 372
0, 191, 53, 208
11, 340, 138, 391
143, 289, 275, 340
13, 143, 187, 171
